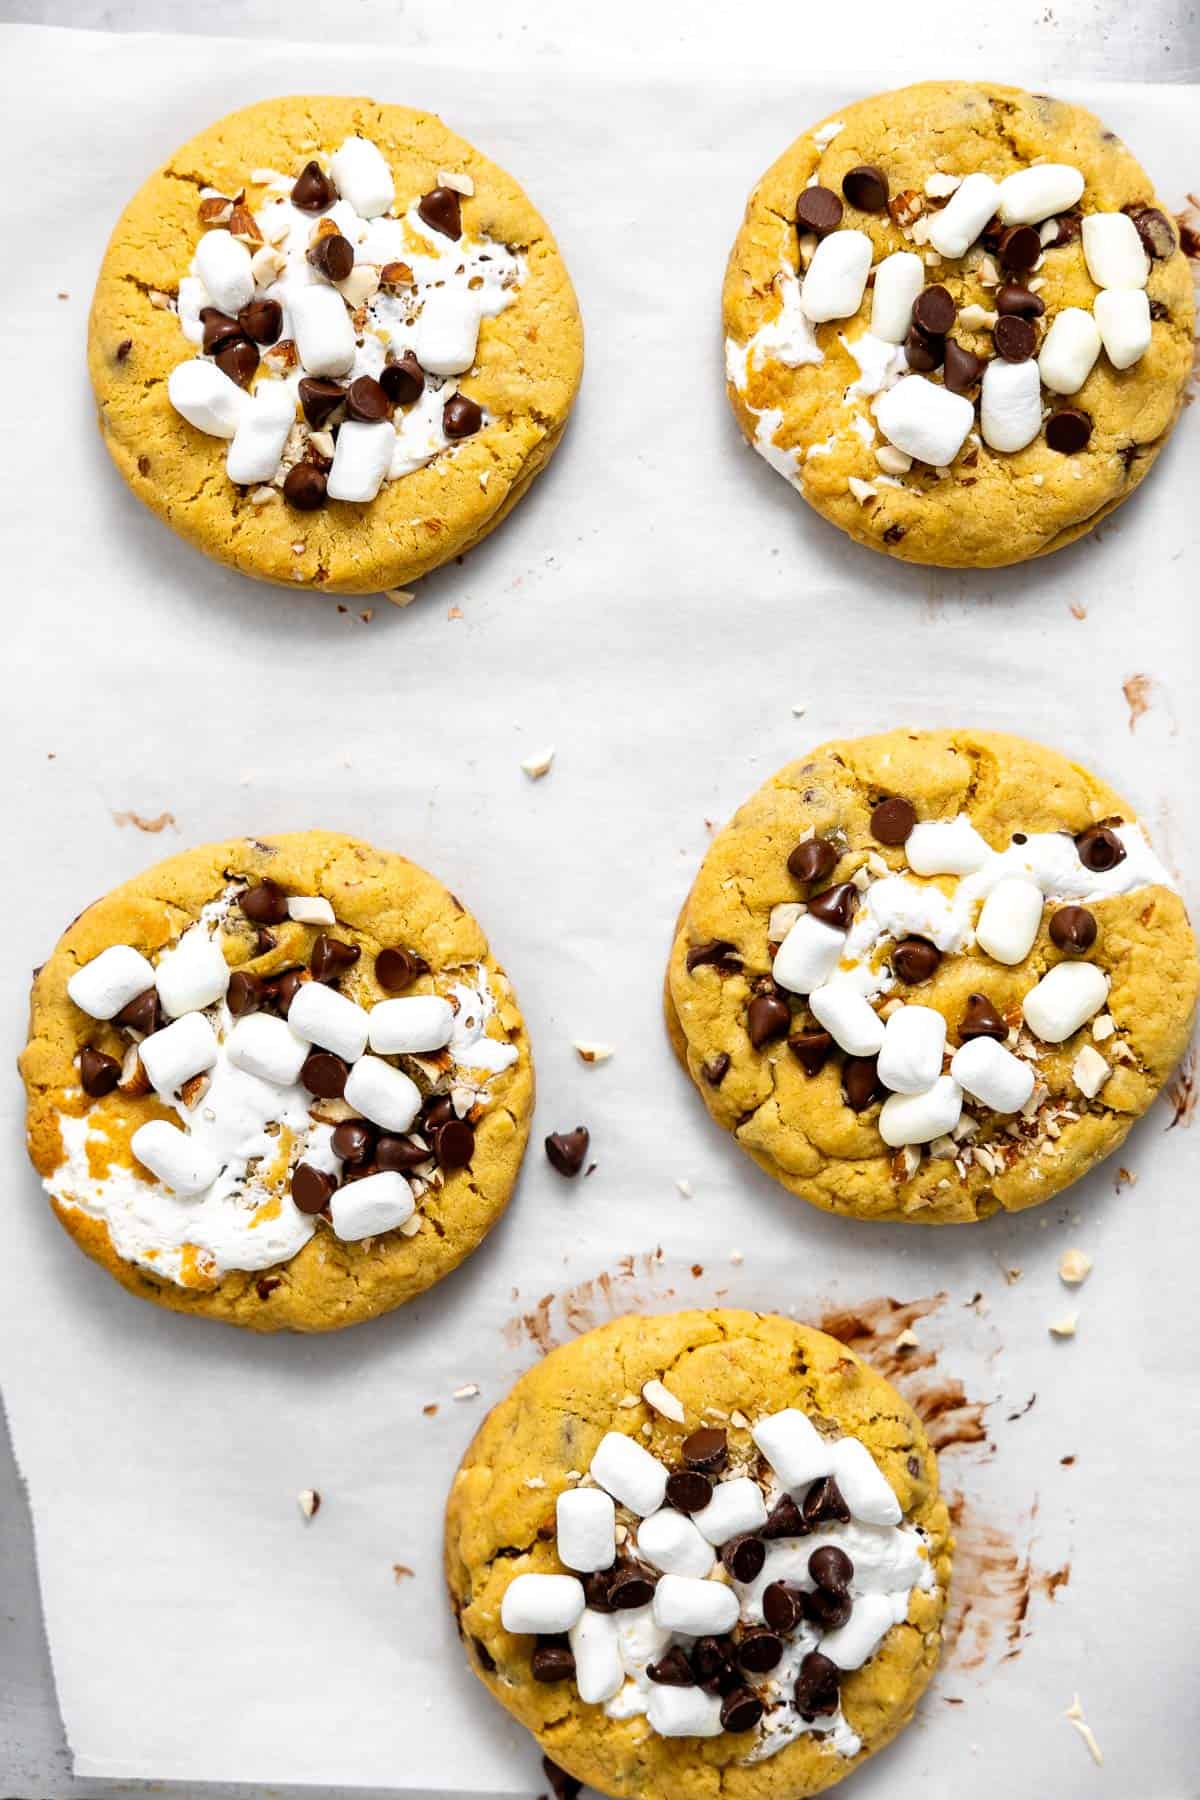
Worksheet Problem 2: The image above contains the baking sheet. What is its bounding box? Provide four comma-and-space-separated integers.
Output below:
1, 23, 1198, 1794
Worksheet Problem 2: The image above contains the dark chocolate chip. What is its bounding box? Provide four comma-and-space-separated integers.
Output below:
1129, 206, 1176, 260
583, 1570, 615, 1612
608, 1566, 656, 1609
300, 1050, 349, 1099
788, 838, 838, 884
283, 462, 327, 511
308, 232, 354, 283
942, 338, 986, 395
332, 1120, 375, 1164
747, 992, 790, 1048
271, 969, 304, 1012
226, 970, 261, 1017
842, 164, 889, 211
721, 1533, 766, 1583
702, 1052, 731, 1086
1049, 904, 1098, 952
687, 939, 742, 974
996, 282, 1045, 319
291, 160, 337, 212
802, 1476, 850, 1528
806, 882, 858, 930
666, 1470, 714, 1513
541, 1757, 581, 1800
214, 337, 260, 388
795, 186, 844, 237
1075, 825, 1126, 872
292, 1162, 336, 1214
80, 1046, 121, 1098
870, 796, 917, 845
682, 1427, 728, 1472
1045, 408, 1092, 454
892, 937, 940, 983
720, 1687, 764, 1732
736, 1626, 784, 1672
418, 186, 463, 239
376, 1133, 429, 1171
647, 1645, 697, 1685
433, 1117, 475, 1170
1047, 210, 1081, 246
761, 1493, 808, 1539
253, 926, 276, 953
345, 375, 393, 423
238, 298, 283, 345
114, 987, 160, 1034
804, 1585, 852, 1630
842, 1054, 881, 1110
998, 223, 1041, 271
913, 284, 955, 335
239, 879, 289, 925
199, 306, 245, 354
380, 352, 425, 407
794, 1649, 841, 1717
903, 323, 944, 372
443, 394, 483, 438
994, 314, 1037, 362
255, 1274, 282, 1298
959, 993, 1008, 1041
298, 376, 347, 428
762, 1580, 804, 1632
790, 1028, 834, 1075
545, 1127, 590, 1177
115, 338, 132, 361
809, 1545, 854, 1591
530, 1640, 576, 1683
375, 946, 430, 991
310, 934, 361, 983
423, 1095, 455, 1133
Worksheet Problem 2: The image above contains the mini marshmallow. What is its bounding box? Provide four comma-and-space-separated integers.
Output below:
1094, 288, 1152, 370
879, 1074, 963, 1147
653, 1574, 740, 1637
799, 229, 874, 323
414, 289, 484, 376
500, 1572, 585, 1635
614, 1605, 671, 1678
691, 1476, 768, 1547
817, 1592, 895, 1671
996, 163, 1085, 225
877, 1005, 947, 1096
193, 229, 254, 314
980, 357, 1042, 453
226, 1013, 310, 1087
1022, 961, 1109, 1043
809, 984, 885, 1058
975, 877, 1045, 965
1038, 307, 1102, 395
155, 932, 230, 1018
927, 172, 1001, 259
874, 376, 974, 468
131, 1119, 221, 1195
752, 1408, 835, 1492
287, 983, 370, 1061
646, 1684, 725, 1739
568, 1608, 624, 1705
329, 136, 395, 217
831, 1437, 901, 1526
286, 896, 337, 925
327, 421, 396, 503
328, 1169, 414, 1240
342, 1054, 422, 1133
290, 284, 356, 377
636, 1509, 715, 1578
139, 1012, 219, 1096
772, 912, 846, 995
905, 817, 990, 876
556, 1488, 617, 1574
168, 359, 247, 438
1082, 212, 1149, 290
589, 1432, 668, 1517
368, 996, 455, 1056
67, 944, 156, 1020
870, 251, 925, 344
950, 1036, 1036, 1112
225, 380, 295, 485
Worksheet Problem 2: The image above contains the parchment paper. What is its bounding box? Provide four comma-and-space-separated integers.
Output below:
1, 24, 1197, 1794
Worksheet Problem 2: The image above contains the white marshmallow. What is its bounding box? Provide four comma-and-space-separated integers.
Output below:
830, 1438, 901, 1526
691, 1476, 768, 1547
975, 878, 1045, 965
368, 996, 455, 1055
131, 1119, 221, 1195
905, 816, 990, 876
342, 1054, 422, 1132
327, 421, 395, 503
286, 896, 336, 925
138, 1012, 219, 1096
614, 1604, 671, 1679
414, 289, 484, 376
877, 1004, 947, 1095
653, 1574, 740, 1637
328, 1169, 414, 1240
950, 1037, 1036, 1112
1038, 307, 1102, 395
980, 357, 1042, 453
287, 983, 370, 1061
329, 136, 394, 216
636, 1509, 714, 1578
193, 229, 254, 314
225, 380, 295, 485
1082, 212, 1149, 290
870, 251, 924, 344
817, 1592, 896, 1670
874, 375, 974, 468
1022, 961, 1109, 1043
589, 1432, 668, 1517
798, 229, 874, 323
927, 172, 1001, 259
568, 1608, 624, 1704
556, 1489, 617, 1574
167, 359, 246, 438
809, 984, 885, 1058
290, 284, 356, 377
155, 932, 230, 1017
773, 912, 846, 995
879, 1074, 963, 1147
752, 1409, 835, 1491
1094, 288, 1152, 370
67, 944, 156, 1020
996, 164, 1085, 225
500, 1572, 585, 1635
646, 1684, 724, 1738
226, 1013, 310, 1087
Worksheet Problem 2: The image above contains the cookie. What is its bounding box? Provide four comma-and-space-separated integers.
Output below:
88, 96, 583, 594
20, 832, 533, 1329
723, 82, 1193, 567
665, 731, 1198, 1224
445, 1310, 950, 1800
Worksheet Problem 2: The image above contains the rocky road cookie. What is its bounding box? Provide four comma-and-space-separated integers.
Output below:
89, 96, 583, 594
724, 82, 1193, 566
666, 731, 1198, 1224
446, 1310, 949, 1800
21, 833, 532, 1329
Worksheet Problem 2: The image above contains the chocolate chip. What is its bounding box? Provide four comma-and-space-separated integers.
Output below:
913, 284, 955, 335
423, 1095, 455, 1133
608, 1566, 656, 1609
691, 1635, 737, 1692
747, 992, 790, 1048
375, 946, 429, 991
238, 298, 283, 345
998, 224, 1041, 271
270, 969, 304, 1013
804, 1585, 852, 1629
736, 1626, 784, 1673
788, 838, 838, 883
291, 161, 337, 212
301, 1050, 349, 1099
255, 1274, 282, 1298
842, 164, 889, 211
1049, 904, 1098, 952
702, 1053, 731, 1086
682, 1427, 728, 1472
292, 1162, 336, 1214
892, 937, 940, 983
809, 1545, 854, 1591
666, 1470, 714, 1513
794, 1649, 841, 1717
943, 338, 986, 395
541, 1757, 581, 1800
583, 1570, 615, 1611
761, 1494, 807, 1540
332, 1120, 375, 1164
531, 1640, 576, 1683
226, 970, 261, 1017
647, 1646, 696, 1685
375, 1133, 428, 1171
762, 1580, 804, 1632
795, 186, 844, 237
994, 314, 1037, 362
214, 337, 260, 388
959, 993, 1008, 1041
418, 186, 463, 239
1045, 408, 1092, 454
115, 338, 132, 362
720, 1687, 764, 1733
298, 376, 347, 428
1048, 210, 1081, 246
1075, 824, 1126, 872
433, 1118, 475, 1170
308, 232, 355, 283
380, 352, 425, 407
545, 1127, 589, 1177
310, 934, 361, 983
345, 375, 393, 423
283, 463, 328, 511
239, 879, 289, 925
114, 986, 160, 1034
721, 1534, 766, 1583
1149, 298, 1169, 321
996, 282, 1045, 319
870, 796, 916, 845
1129, 206, 1176, 260
686, 939, 742, 974
842, 1055, 881, 1110
806, 882, 858, 930
80, 1046, 121, 1097
199, 307, 244, 354
903, 323, 943, 372
790, 1028, 834, 1076
444, 394, 483, 438
802, 1476, 850, 1528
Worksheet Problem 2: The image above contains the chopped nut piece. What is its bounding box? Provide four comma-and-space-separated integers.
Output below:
895, 1327, 921, 1349
198, 194, 235, 225
876, 445, 912, 475
117, 1044, 151, 1097
520, 747, 555, 779
1072, 1044, 1110, 1099
924, 171, 963, 198
848, 476, 878, 504
1049, 1312, 1078, 1339
1091, 1014, 1115, 1042
380, 260, 415, 287
1058, 1248, 1093, 1285
249, 485, 277, 506
383, 587, 417, 608
641, 1379, 685, 1424
298, 1488, 321, 1519
437, 169, 475, 196
958, 302, 998, 329
452, 1383, 481, 1401
573, 1042, 614, 1065
768, 902, 805, 939
1064, 1695, 1104, 1767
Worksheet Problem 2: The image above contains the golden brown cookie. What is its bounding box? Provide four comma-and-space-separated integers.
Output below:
20, 832, 533, 1329
724, 82, 1193, 566
88, 96, 583, 594
666, 731, 1198, 1224
445, 1309, 950, 1799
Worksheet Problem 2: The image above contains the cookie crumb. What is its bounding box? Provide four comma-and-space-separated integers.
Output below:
1058, 1248, 1092, 1285
392, 1563, 414, 1582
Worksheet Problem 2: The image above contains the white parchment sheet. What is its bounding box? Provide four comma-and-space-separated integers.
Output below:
1, 24, 1198, 1795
